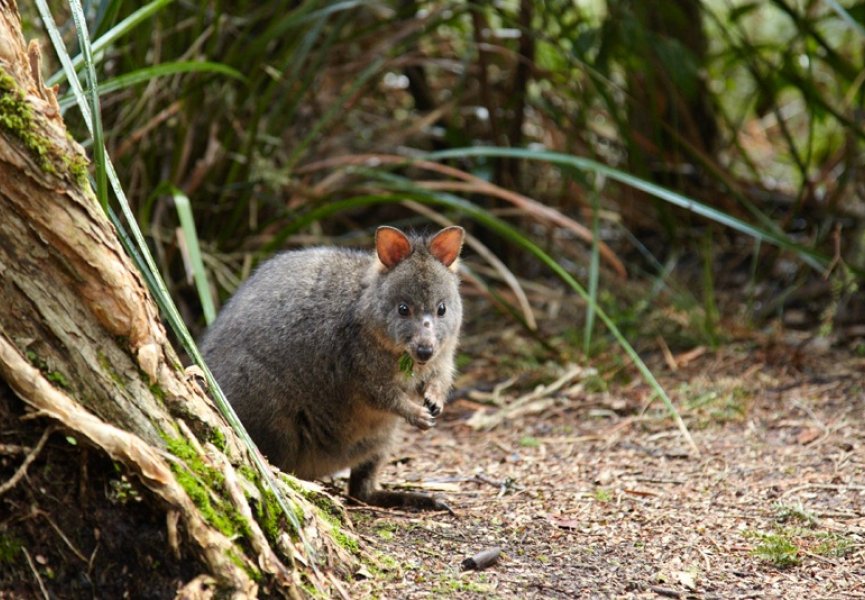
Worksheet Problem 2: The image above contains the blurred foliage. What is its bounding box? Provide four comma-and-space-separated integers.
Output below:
27, 0, 865, 344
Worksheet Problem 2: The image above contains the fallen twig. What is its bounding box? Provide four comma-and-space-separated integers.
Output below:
466, 364, 586, 429
21, 546, 49, 600
0, 425, 55, 497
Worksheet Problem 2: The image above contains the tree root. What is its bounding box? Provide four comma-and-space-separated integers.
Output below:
0, 333, 259, 596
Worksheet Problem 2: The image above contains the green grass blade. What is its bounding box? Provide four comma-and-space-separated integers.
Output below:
47, 0, 175, 87
91, 0, 123, 37
35, 0, 93, 127
823, 0, 865, 39
169, 187, 217, 325
68, 0, 108, 209
242, 0, 367, 58
57, 61, 246, 110
584, 179, 602, 355
428, 147, 832, 273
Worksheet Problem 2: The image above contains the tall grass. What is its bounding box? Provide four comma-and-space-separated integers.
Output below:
38, 0, 865, 454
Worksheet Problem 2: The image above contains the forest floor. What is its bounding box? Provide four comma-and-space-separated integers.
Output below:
2, 306, 863, 599
347, 324, 865, 599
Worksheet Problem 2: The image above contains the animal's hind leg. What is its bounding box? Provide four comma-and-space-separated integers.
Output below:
348, 456, 452, 513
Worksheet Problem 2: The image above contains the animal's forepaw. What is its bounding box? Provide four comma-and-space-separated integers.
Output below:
423, 381, 447, 417
407, 409, 436, 430
424, 396, 443, 417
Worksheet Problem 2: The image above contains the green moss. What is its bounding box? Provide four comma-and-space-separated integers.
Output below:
0, 69, 55, 174
314, 506, 359, 555
0, 535, 22, 564
238, 465, 257, 481
161, 434, 251, 540
25, 349, 46, 371
172, 467, 232, 536
0, 67, 90, 186
328, 518, 359, 554
255, 485, 304, 542
0, 68, 90, 188
375, 522, 397, 541
239, 469, 304, 541
97, 351, 125, 386
149, 382, 166, 401
300, 574, 330, 599
209, 428, 227, 452
164, 436, 355, 569
46, 370, 70, 389
282, 474, 341, 522
24, 350, 70, 390
300, 582, 320, 598
227, 548, 261, 582
62, 152, 89, 187
0, 68, 89, 188
255, 492, 282, 540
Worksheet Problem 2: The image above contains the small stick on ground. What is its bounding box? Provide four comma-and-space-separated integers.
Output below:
21, 546, 49, 600
0, 425, 55, 497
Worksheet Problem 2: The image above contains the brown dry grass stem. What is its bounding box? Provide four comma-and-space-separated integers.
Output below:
298, 153, 627, 278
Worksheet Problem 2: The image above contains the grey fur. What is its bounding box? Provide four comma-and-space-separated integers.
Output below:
200, 226, 464, 510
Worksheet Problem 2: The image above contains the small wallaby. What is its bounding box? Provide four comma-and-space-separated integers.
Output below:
200, 225, 464, 511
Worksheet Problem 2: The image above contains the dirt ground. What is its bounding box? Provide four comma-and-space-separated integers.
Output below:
0, 384, 200, 598
347, 331, 865, 599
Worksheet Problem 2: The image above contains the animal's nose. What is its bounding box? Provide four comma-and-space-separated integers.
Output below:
416, 345, 434, 362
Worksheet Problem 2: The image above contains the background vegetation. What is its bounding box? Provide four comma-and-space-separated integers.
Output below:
26, 0, 865, 356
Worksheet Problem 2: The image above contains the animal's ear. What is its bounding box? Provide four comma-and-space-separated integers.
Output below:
376, 226, 413, 270
428, 226, 464, 271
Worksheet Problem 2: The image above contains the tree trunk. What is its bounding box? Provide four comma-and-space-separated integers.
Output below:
603, 0, 720, 234
615, 0, 718, 168
0, 3, 355, 597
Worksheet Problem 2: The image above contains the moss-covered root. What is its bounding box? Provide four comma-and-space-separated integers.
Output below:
0, 337, 258, 595
165, 424, 358, 598
211, 447, 299, 592
279, 474, 364, 562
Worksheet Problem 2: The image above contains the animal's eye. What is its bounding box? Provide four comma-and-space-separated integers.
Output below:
398, 303, 410, 316
437, 302, 446, 317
